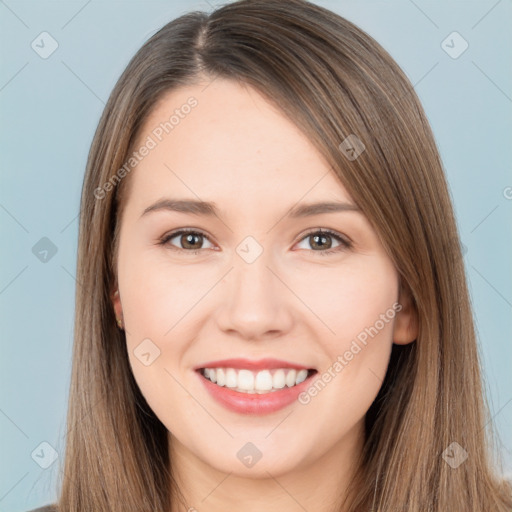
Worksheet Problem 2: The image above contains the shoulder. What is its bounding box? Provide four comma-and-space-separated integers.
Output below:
26, 506, 57, 512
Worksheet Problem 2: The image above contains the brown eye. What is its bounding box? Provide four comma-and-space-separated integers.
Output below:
296, 229, 351, 255
160, 229, 214, 253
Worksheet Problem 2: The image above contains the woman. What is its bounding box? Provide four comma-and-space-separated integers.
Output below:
30, 0, 512, 510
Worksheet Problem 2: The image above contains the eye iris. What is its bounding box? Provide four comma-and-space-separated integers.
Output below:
182, 233, 203, 250
311, 233, 332, 250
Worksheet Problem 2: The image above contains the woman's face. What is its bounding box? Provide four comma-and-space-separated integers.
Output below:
113, 77, 417, 479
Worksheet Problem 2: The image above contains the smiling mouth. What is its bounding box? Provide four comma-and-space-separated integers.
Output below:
197, 367, 318, 394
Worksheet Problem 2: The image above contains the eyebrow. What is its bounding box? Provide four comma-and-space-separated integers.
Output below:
141, 198, 361, 219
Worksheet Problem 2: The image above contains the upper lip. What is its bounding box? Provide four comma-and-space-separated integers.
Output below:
194, 358, 315, 371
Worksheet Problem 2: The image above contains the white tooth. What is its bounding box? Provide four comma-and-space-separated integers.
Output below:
204, 368, 210, 379
209, 368, 217, 383
272, 369, 286, 389
295, 369, 308, 385
225, 368, 237, 388
285, 369, 297, 387
216, 368, 226, 386
238, 369, 255, 390
255, 370, 273, 391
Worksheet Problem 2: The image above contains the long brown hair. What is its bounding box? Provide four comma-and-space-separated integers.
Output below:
55, 0, 512, 510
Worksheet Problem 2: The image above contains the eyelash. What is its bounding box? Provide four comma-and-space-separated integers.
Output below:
158, 227, 352, 256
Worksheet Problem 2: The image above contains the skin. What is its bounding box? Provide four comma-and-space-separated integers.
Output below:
112, 77, 418, 512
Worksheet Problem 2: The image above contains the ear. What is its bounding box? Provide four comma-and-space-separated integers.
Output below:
393, 279, 418, 345
111, 288, 124, 328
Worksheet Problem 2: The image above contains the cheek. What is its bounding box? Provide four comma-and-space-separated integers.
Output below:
119, 248, 211, 340
118, 249, 219, 416
295, 254, 398, 402
293, 254, 399, 349
296, 256, 399, 430
119, 253, 202, 429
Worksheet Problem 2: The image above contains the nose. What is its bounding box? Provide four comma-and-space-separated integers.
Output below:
214, 248, 294, 341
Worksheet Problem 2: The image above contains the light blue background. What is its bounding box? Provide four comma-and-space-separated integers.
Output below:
1, 1, 511, 510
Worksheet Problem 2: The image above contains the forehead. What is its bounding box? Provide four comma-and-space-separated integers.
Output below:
126, 78, 353, 212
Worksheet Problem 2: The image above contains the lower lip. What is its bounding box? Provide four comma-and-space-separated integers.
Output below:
196, 370, 317, 415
